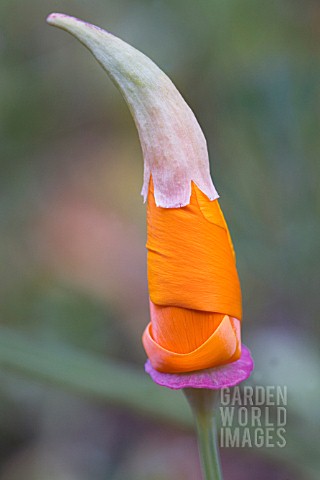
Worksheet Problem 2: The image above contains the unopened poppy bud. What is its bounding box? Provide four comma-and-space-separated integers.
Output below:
47, 14, 245, 375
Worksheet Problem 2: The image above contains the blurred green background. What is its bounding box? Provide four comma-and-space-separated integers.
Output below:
0, 0, 319, 479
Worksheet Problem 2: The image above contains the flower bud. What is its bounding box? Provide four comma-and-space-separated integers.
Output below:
47, 13, 243, 374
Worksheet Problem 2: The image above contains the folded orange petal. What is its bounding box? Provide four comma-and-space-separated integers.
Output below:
142, 315, 241, 373
147, 180, 242, 318
143, 178, 242, 373
149, 302, 225, 353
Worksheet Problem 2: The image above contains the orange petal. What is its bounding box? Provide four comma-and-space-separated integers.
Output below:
147, 179, 242, 319
143, 316, 241, 373
149, 301, 225, 353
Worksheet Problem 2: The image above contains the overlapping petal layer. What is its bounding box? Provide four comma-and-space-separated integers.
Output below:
143, 180, 242, 373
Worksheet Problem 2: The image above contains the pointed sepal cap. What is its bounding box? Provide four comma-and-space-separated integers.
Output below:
47, 13, 218, 207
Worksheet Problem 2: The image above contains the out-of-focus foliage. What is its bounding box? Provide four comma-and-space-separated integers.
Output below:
0, 1, 319, 479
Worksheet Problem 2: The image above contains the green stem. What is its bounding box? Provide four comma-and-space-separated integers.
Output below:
184, 389, 223, 480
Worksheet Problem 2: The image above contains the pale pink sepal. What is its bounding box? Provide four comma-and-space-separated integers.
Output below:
46, 13, 218, 208
145, 345, 254, 390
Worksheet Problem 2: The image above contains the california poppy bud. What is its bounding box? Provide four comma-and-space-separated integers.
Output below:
47, 14, 245, 376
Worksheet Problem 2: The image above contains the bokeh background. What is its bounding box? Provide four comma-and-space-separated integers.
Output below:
0, 0, 319, 479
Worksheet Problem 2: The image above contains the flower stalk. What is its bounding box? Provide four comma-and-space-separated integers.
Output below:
184, 388, 223, 480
